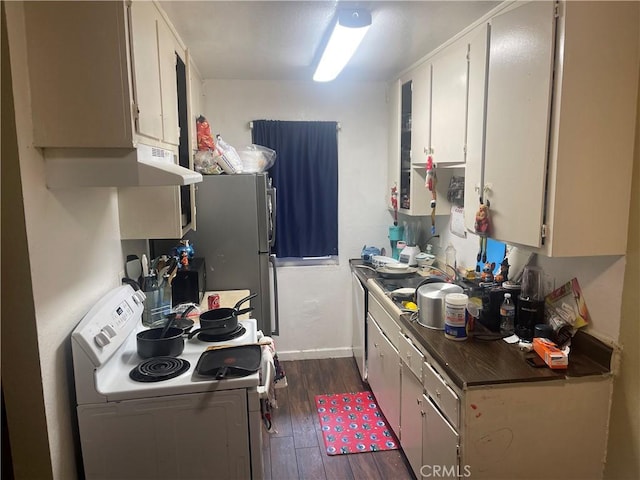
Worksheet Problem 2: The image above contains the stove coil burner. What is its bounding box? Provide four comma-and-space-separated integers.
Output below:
129, 357, 190, 383
197, 325, 246, 343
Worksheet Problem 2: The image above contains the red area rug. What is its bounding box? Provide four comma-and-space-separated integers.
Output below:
314, 391, 399, 456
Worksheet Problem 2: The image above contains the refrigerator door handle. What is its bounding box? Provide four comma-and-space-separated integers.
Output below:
267, 187, 276, 248
269, 254, 279, 336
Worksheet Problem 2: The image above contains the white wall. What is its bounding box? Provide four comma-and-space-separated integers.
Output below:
202, 79, 391, 358
5, 4, 125, 477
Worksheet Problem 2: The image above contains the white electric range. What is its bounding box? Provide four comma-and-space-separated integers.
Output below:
71, 285, 269, 479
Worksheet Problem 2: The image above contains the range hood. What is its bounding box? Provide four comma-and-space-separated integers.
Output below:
44, 144, 202, 188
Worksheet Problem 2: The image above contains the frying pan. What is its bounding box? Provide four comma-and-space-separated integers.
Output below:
190, 293, 257, 337
195, 344, 262, 379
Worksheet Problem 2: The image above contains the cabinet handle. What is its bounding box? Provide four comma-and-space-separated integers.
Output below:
416, 398, 422, 406
374, 343, 379, 348
421, 411, 425, 417
435, 389, 441, 397
380, 352, 384, 358
406, 352, 411, 359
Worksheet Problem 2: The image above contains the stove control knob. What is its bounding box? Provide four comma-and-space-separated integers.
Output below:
132, 291, 146, 304
103, 325, 117, 338
94, 331, 110, 348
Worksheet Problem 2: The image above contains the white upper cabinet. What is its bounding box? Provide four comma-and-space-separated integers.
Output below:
25, 0, 181, 151
430, 37, 470, 166
25, 1, 135, 148
119, 50, 203, 240
389, 63, 460, 217
541, 0, 638, 256
389, 69, 433, 216
463, 0, 639, 256
481, 0, 556, 249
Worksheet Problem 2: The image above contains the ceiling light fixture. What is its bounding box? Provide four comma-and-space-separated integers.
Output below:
313, 9, 372, 82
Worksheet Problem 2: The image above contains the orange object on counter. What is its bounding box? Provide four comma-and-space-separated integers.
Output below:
533, 337, 568, 369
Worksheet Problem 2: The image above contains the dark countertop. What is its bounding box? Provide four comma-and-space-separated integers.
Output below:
350, 258, 613, 390
400, 315, 612, 389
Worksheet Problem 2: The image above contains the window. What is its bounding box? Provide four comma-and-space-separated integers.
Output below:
251, 120, 338, 260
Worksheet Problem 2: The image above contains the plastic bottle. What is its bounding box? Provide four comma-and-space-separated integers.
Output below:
444, 293, 469, 341
500, 293, 516, 336
445, 243, 456, 267
444, 243, 457, 280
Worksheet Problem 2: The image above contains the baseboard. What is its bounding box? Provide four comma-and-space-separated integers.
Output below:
276, 347, 353, 361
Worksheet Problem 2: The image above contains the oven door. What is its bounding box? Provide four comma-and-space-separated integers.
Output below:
77, 389, 253, 479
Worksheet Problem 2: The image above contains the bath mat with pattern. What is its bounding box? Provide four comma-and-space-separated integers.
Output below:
314, 391, 399, 455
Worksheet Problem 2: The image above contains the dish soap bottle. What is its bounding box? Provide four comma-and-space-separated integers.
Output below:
500, 293, 515, 336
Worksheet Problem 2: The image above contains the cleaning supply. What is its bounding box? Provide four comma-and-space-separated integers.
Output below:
444, 293, 469, 341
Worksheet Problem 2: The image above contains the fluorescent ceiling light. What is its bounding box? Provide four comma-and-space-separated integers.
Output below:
313, 9, 372, 82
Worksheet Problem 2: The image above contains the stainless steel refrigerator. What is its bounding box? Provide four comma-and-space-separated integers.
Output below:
185, 173, 278, 335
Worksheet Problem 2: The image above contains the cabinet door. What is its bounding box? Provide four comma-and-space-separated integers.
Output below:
483, 1, 555, 248
430, 38, 469, 165
387, 78, 401, 210
351, 273, 366, 381
411, 63, 431, 166
367, 315, 384, 411
422, 394, 459, 474
129, 1, 163, 142
464, 23, 489, 232
157, 14, 180, 146
24, 1, 134, 148
119, 186, 183, 239
401, 363, 424, 478
406, 64, 434, 216
366, 316, 400, 436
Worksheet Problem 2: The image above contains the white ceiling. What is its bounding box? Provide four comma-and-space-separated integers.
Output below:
159, 1, 501, 82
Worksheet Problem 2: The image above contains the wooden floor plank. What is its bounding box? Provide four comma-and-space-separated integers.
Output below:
286, 361, 320, 449
373, 450, 416, 480
270, 436, 299, 480
295, 446, 327, 480
347, 452, 383, 479
261, 427, 272, 480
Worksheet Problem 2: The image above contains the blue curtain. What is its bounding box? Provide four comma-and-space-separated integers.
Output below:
252, 120, 338, 258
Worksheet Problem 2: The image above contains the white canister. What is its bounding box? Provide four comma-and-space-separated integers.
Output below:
444, 293, 469, 341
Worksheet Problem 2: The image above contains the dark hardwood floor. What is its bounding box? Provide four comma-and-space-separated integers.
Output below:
261, 357, 415, 480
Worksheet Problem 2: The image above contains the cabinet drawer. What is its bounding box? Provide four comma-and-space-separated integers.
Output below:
423, 362, 459, 430
398, 335, 424, 380
368, 293, 401, 349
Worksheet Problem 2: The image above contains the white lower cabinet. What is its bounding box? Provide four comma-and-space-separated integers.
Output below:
400, 361, 424, 478
422, 393, 459, 477
368, 290, 612, 479
366, 314, 401, 436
